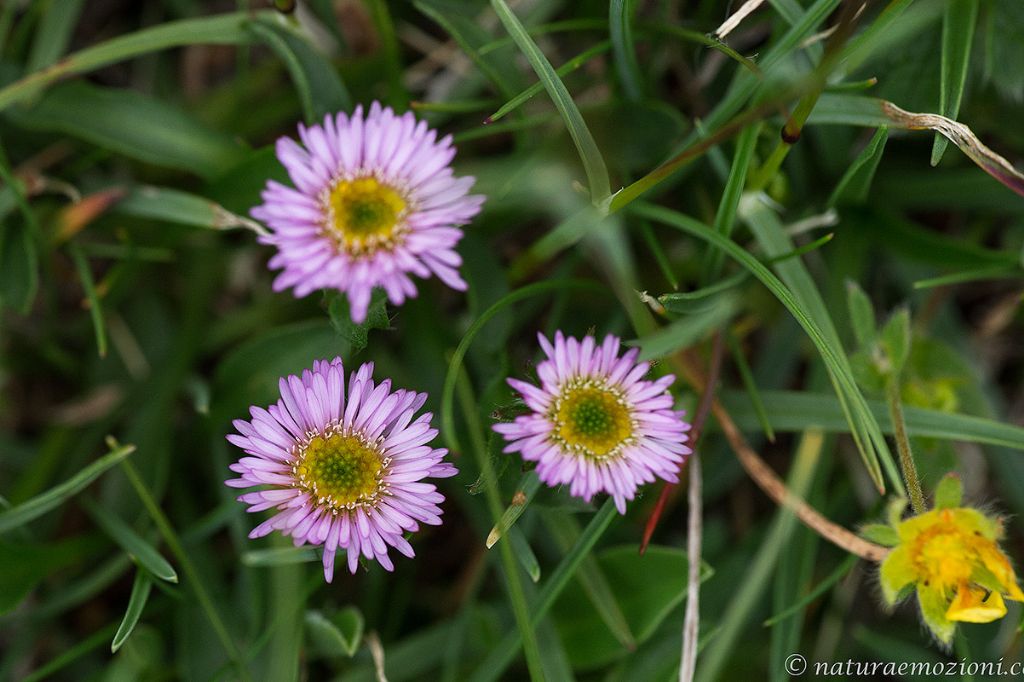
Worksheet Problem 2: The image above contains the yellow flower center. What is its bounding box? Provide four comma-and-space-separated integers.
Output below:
323, 176, 408, 256
551, 382, 634, 459
912, 525, 975, 592
293, 430, 386, 510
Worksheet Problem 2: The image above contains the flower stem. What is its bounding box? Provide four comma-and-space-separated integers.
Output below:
118, 453, 252, 682
885, 380, 926, 514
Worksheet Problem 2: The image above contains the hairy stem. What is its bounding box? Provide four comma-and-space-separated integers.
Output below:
886, 380, 926, 514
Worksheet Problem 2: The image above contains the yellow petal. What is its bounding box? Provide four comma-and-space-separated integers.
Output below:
974, 539, 1024, 601
946, 584, 1006, 623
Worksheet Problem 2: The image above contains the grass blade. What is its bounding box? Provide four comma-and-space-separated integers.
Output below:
610, 0, 643, 101
468, 499, 619, 682
241, 547, 320, 567
247, 17, 352, 123
111, 569, 153, 652
486, 471, 542, 549
508, 527, 542, 583
728, 332, 776, 442
763, 554, 857, 626
67, 243, 107, 359
26, 0, 85, 71
719, 388, 1024, 449
488, 40, 612, 123
491, 0, 611, 205
828, 127, 889, 207
0, 12, 261, 113
115, 186, 268, 235
0, 442, 135, 534
633, 202, 901, 494
82, 498, 177, 583
931, 0, 978, 165
703, 123, 760, 284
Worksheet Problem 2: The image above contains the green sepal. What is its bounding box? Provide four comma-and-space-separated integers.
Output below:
917, 583, 955, 647
879, 308, 912, 377
880, 547, 915, 606
933, 473, 963, 510
886, 497, 909, 528
861, 523, 900, 547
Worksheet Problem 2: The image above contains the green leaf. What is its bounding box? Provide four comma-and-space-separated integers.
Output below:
508, 527, 541, 583
241, 547, 320, 567
82, 498, 177, 583
632, 293, 739, 360
552, 545, 711, 670
932, 0, 978, 165
0, 536, 96, 614
468, 499, 619, 682
703, 124, 760, 283
305, 607, 364, 658
6, 82, 249, 179
487, 40, 613, 123
114, 186, 267, 234
934, 473, 964, 509
861, 523, 900, 546
26, 0, 86, 72
327, 290, 390, 356
0, 11, 260, 112
0, 205, 39, 314
68, 243, 107, 359
486, 471, 542, 548
845, 280, 877, 349
829, 128, 889, 207
490, 0, 611, 205
609, 0, 643, 101
719, 389, 1024, 450
247, 17, 352, 123
807, 94, 892, 128
111, 569, 153, 653
0, 443, 135, 534
880, 309, 912, 376
763, 554, 859, 625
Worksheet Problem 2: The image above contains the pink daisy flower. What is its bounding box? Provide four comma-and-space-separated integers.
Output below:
494, 332, 692, 513
226, 357, 457, 581
251, 102, 485, 323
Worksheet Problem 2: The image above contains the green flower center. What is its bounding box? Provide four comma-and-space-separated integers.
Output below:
552, 383, 633, 459
294, 430, 385, 510
324, 176, 407, 256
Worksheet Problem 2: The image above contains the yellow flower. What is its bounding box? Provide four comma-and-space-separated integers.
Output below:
875, 476, 1024, 646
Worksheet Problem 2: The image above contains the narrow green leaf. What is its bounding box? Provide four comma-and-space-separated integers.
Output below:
703, 124, 760, 283
545, 513, 636, 651
6, 82, 249, 179
488, 40, 612, 123
610, 0, 643, 101
828, 127, 889, 207
912, 265, 1022, 289
845, 280, 877, 348
763, 554, 858, 626
807, 94, 891, 128
111, 569, 153, 653
0, 12, 261, 112
728, 332, 776, 442
636, 201, 899, 494
115, 185, 268, 234
82, 498, 177, 583
67, 243, 107, 359
508, 527, 541, 583
638, 221, 679, 290
241, 547, 320, 567
306, 607, 365, 657
21, 624, 118, 682
633, 293, 739, 360
491, 0, 611, 204
0, 139, 39, 314
0, 443, 135, 534
932, 0, 978, 165
26, 0, 86, 72
467, 499, 619, 682
720, 389, 1024, 450
486, 471, 542, 548
247, 17, 351, 123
